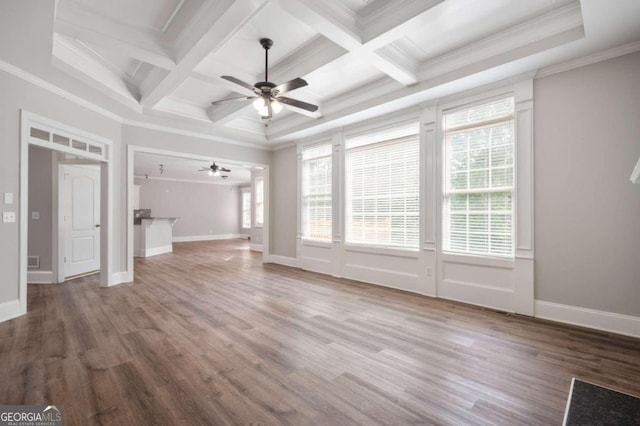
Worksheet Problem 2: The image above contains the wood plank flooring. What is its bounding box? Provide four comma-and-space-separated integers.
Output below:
2, 239, 639, 425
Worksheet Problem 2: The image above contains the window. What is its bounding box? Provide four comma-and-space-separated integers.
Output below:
242, 190, 251, 229
443, 97, 514, 257
302, 143, 332, 240
345, 122, 420, 249
255, 177, 264, 227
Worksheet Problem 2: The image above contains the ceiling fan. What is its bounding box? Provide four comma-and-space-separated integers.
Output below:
211, 38, 318, 120
198, 162, 231, 177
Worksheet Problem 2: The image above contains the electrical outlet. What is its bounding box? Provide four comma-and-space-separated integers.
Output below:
3, 211, 16, 223
32, 211, 40, 220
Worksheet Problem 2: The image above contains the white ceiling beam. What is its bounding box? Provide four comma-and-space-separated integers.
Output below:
207, 102, 253, 124
55, 20, 176, 71
417, 1, 584, 80
368, 46, 418, 87
266, 2, 585, 142
359, 0, 444, 48
268, 35, 348, 84
54, 2, 175, 70
52, 34, 142, 112
275, 0, 361, 50
275, 0, 435, 86
140, 0, 269, 108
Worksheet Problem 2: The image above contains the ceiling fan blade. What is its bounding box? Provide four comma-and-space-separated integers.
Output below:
278, 96, 319, 112
211, 96, 255, 106
274, 77, 308, 95
220, 167, 231, 172
198, 168, 210, 172
221, 76, 258, 93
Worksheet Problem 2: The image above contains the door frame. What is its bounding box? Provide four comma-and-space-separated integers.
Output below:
19, 110, 114, 315
126, 145, 270, 282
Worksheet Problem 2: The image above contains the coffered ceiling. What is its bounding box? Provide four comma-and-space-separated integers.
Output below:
51, 0, 640, 147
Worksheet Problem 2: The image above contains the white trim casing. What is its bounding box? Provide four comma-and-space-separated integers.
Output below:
173, 234, 246, 242
0, 300, 22, 323
267, 255, 299, 268
435, 80, 534, 315
27, 271, 54, 284
631, 157, 640, 184
535, 300, 640, 339
139, 245, 173, 257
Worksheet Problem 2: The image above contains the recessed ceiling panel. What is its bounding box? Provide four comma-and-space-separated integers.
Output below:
171, 76, 235, 108
194, 2, 318, 81
302, 52, 387, 100
71, 0, 184, 33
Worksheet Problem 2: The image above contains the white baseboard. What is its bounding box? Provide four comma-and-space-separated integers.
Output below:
173, 234, 246, 242
250, 243, 263, 252
535, 300, 640, 339
108, 271, 131, 286
268, 255, 298, 268
0, 299, 24, 323
141, 245, 173, 257
27, 270, 53, 284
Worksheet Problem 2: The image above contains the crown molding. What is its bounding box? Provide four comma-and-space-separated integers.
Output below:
134, 175, 244, 186
0, 58, 124, 122
535, 40, 640, 79
122, 119, 270, 151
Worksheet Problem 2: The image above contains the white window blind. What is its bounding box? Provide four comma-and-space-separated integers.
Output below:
345, 122, 420, 249
255, 177, 264, 226
443, 97, 514, 257
242, 190, 251, 229
302, 142, 332, 240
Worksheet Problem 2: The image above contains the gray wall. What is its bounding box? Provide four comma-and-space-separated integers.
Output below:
270, 145, 297, 258
135, 178, 241, 238
534, 52, 640, 316
0, 71, 123, 304
28, 146, 53, 271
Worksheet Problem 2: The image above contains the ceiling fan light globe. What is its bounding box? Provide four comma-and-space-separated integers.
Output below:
214, 170, 221, 177
258, 104, 270, 117
253, 97, 266, 111
271, 99, 283, 114
208, 170, 213, 176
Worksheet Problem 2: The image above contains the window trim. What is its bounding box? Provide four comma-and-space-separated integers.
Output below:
301, 141, 333, 242
440, 94, 516, 259
254, 176, 264, 228
344, 121, 421, 250
241, 188, 251, 230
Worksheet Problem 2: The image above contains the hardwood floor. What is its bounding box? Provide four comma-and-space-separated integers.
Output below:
2, 239, 639, 425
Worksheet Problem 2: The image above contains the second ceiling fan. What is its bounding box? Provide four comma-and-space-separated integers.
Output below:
211, 38, 318, 120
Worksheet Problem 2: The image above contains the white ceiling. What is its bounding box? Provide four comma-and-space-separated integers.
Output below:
134, 152, 253, 185
51, 0, 640, 147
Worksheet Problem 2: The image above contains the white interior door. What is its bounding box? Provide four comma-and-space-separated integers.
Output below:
62, 164, 100, 278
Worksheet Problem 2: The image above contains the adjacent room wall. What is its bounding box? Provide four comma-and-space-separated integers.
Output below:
534, 52, 640, 317
135, 178, 241, 240
27, 145, 54, 272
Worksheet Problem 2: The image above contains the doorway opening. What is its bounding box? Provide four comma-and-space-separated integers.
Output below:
127, 146, 270, 281
19, 111, 113, 316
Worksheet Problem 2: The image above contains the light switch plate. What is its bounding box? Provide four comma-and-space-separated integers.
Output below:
3, 211, 16, 223
4, 192, 13, 204
32, 211, 40, 220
